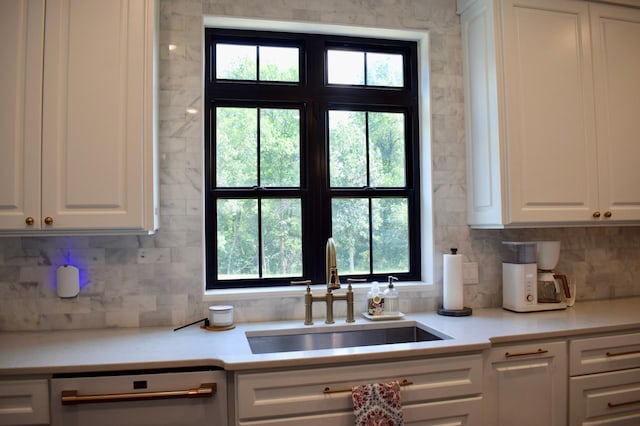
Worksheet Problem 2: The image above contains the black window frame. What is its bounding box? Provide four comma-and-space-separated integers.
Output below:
204, 28, 421, 289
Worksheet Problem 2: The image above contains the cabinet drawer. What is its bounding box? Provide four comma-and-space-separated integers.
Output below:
236, 354, 482, 421
238, 395, 482, 426
570, 332, 640, 376
0, 379, 49, 425
569, 367, 640, 426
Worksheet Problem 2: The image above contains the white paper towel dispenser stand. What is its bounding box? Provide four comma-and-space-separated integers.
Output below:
56, 264, 80, 298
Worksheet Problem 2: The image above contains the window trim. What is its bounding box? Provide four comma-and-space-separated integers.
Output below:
202, 17, 433, 297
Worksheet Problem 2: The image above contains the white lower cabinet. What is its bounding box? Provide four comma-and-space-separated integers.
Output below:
483, 340, 567, 425
0, 379, 49, 425
234, 354, 483, 425
570, 332, 640, 425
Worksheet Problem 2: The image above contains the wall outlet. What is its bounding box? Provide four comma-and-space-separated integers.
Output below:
463, 262, 479, 284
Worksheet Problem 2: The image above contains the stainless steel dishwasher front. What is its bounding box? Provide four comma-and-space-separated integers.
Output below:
50, 369, 227, 426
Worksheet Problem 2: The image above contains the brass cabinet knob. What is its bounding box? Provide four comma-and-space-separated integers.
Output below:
25, 216, 35, 225
44, 216, 54, 225
604, 211, 612, 218
592, 211, 601, 218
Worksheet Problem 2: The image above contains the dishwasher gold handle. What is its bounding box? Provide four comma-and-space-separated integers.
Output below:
323, 379, 413, 394
505, 348, 549, 358
61, 383, 216, 405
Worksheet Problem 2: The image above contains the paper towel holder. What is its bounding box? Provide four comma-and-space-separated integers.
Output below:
438, 248, 472, 316
56, 264, 80, 298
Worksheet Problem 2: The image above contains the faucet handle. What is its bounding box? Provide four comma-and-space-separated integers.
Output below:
346, 278, 366, 289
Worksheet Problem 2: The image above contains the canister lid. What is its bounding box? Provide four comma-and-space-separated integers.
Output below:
209, 305, 233, 311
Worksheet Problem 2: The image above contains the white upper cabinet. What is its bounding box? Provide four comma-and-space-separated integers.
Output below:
459, 0, 640, 227
0, 0, 158, 234
0, 0, 45, 231
590, 4, 640, 222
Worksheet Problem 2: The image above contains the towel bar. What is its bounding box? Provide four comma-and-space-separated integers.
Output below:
323, 379, 413, 394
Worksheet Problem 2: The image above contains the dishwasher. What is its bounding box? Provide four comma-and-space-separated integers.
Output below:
50, 368, 227, 426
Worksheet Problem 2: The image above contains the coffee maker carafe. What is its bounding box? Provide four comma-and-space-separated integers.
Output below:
536, 241, 570, 310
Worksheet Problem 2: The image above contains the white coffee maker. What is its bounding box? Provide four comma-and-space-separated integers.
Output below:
502, 241, 571, 312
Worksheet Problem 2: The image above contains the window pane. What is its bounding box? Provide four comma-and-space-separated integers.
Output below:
329, 110, 366, 187
332, 198, 370, 275
216, 107, 257, 187
216, 44, 256, 80
217, 199, 259, 279
367, 52, 404, 87
262, 199, 302, 277
369, 112, 406, 187
259, 46, 299, 82
327, 50, 364, 85
372, 198, 409, 273
260, 108, 300, 187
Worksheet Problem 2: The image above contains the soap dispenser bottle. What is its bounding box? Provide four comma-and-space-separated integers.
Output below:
384, 276, 400, 315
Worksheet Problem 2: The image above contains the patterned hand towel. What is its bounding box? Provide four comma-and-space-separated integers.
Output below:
352, 380, 404, 426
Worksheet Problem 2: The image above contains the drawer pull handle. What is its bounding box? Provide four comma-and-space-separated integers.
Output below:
323, 379, 413, 394
505, 348, 548, 358
608, 399, 640, 409
606, 350, 640, 357
61, 383, 216, 405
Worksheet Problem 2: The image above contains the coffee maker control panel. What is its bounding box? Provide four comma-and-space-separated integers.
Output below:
525, 270, 536, 303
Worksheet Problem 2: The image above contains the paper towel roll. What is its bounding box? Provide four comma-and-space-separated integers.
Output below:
56, 264, 80, 298
443, 249, 463, 310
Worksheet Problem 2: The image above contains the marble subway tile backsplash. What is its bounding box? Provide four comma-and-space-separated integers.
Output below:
1, 0, 640, 330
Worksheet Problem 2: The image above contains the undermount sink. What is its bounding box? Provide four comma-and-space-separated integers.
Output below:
246, 322, 450, 354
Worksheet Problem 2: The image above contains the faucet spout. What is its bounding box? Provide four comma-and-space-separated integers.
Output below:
326, 238, 340, 290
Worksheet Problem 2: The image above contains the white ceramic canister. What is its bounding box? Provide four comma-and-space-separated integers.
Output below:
209, 305, 234, 327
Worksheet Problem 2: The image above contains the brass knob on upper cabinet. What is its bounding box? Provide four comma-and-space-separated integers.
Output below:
25, 216, 35, 226
604, 211, 612, 218
593, 211, 601, 218
44, 216, 54, 225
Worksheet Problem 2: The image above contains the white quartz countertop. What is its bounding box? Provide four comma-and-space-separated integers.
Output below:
2, 297, 640, 376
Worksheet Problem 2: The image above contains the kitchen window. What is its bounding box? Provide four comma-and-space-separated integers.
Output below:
204, 28, 422, 289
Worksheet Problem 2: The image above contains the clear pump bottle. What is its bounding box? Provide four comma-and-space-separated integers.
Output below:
383, 276, 399, 315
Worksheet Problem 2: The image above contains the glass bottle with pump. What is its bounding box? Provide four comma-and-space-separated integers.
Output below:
383, 276, 399, 315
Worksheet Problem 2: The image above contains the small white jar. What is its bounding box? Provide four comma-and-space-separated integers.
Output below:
209, 305, 234, 327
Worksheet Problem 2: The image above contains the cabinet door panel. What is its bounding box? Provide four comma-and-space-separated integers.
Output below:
485, 341, 567, 426
41, 0, 150, 230
591, 5, 640, 221
461, 0, 505, 226
501, 0, 598, 223
0, 0, 44, 230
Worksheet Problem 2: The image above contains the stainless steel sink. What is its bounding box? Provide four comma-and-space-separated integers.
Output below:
246, 322, 450, 354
